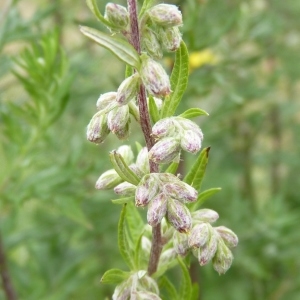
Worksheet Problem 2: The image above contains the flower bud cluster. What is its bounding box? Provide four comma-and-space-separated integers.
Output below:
149, 117, 204, 164
104, 3, 129, 32
135, 173, 198, 233
113, 271, 161, 300
141, 4, 182, 59
172, 209, 238, 274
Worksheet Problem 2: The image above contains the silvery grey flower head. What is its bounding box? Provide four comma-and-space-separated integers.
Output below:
147, 192, 168, 226
96, 91, 117, 111
147, 4, 182, 27
117, 145, 134, 164
188, 223, 210, 249
151, 118, 176, 139
215, 226, 239, 248
112, 276, 132, 300
114, 181, 136, 196
163, 181, 198, 203
107, 105, 129, 134
95, 169, 122, 190
158, 248, 177, 268
116, 73, 140, 106
192, 209, 219, 224
141, 27, 163, 60
159, 26, 182, 52
139, 54, 171, 98
212, 239, 234, 274
104, 3, 129, 31
86, 112, 110, 144
173, 231, 189, 256
136, 147, 150, 174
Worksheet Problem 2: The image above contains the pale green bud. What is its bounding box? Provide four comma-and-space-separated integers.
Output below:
140, 55, 171, 98
114, 182, 136, 196
116, 73, 140, 105
107, 105, 129, 133
95, 169, 122, 190
115, 121, 130, 140
117, 145, 134, 165
212, 239, 234, 274
215, 226, 238, 248
86, 112, 110, 144
159, 248, 177, 268
105, 3, 129, 30
129, 163, 145, 179
180, 129, 203, 154
163, 181, 198, 203
138, 274, 159, 295
167, 198, 192, 233
112, 277, 132, 300
135, 174, 159, 207
173, 231, 189, 256
136, 147, 150, 174
141, 236, 152, 254
152, 118, 176, 139
159, 26, 182, 52
188, 223, 210, 249
148, 137, 181, 164
197, 230, 218, 266
192, 209, 219, 224
96, 92, 117, 111
142, 27, 163, 59
147, 4, 182, 27
135, 291, 162, 300
175, 117, 203, 141
147, 193, 168, 227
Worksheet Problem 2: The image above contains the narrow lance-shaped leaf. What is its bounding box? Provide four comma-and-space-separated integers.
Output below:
178, 257, 193, 300
101, 268, 131, 284
190, 188, 222, 211
125, 202, 145, 242
110, 151, 140, 185
164, 161, 179, 175
148, 95, 160, 124
184, 147, 210, 190
79, 26, 141, 69
111, 196, 135, 205
158, 276, 179, 300
178, 108, 209, 119
161, 41, 189, 118
134, 231, 144, 270
86, 0, 115, 28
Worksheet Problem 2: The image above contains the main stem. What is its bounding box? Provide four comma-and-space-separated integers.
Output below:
127, 0, 162, 276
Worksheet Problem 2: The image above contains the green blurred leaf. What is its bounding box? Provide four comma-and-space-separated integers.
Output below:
111, 196, 135, 205
159, 276, 178, 300
190, 188, 222, 211
149, 95, 160, 124
179, 108, 209, 119
86, 0, 113, 28
164, 162, 179, 175
101, 268, 130, 284
178, 257, 193, 300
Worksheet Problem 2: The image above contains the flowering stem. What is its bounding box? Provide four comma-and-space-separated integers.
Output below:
127, 0, 162, 275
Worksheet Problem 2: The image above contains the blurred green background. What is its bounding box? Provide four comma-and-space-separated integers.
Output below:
1, 0, 300, 299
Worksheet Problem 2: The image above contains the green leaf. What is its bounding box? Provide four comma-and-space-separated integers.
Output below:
118, 205, 134, 269
111, 196, 135, 205
125, 202, 145, 242
86, 0, 114, 28
149, 95, 160, 124
134, 231, 144, 270
190, 187, 222, 211
79, 26, 141, 69
159, 276, 179, 300
191, 284, 200, 300
184, 147, 210, 190
139, 0, 156, 17
178, 257, 192, 300
110, 151, 140, 185
178, 108, 209, 119
101, 269, 131, 284
164, 162, 179, 175
161, 41, 189, 118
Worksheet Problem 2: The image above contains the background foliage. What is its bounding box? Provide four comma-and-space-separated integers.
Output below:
0, 0, 299, 299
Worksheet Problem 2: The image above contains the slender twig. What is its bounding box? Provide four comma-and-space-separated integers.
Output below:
0, 233, 17, 300
127, 0, 162, 275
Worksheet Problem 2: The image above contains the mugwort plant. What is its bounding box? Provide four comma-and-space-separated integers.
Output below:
80, 0, 238, 298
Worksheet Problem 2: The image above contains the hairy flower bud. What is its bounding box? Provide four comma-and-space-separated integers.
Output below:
192, 209, 219, 224
116, 73, 140, 105
105, 3, 129, 30
147, 193, 168, 226
159, 26, 182, 52
149, 137, 180, 164
136, 147, 150, 174
138, 274, 159, 295
142, 27, 163, 59
107, 105, 129, 133
112, 277, 132, 300
180, 129, 203, 154
197, 230, 218, 266
188, 223, 210, 249
95, 169, 122, 190
140, 55, 171, 97
152, 118, 176, 139
215, 226, 238, 248
134, 291, 161, 300
163, 181, 198, 203
114, 182, 136, 196
117, 145, 134, 165
86, 112, 110, 144
114, 121, 130, 140
159, 248, 177, 267
135, 174, 159, 207
212, 239, 234, 274
96, 92, 117, 111
175, 117, 203, 139
173, 231, 189, 256
147, 4, 182, 27
167, 199, 192, 233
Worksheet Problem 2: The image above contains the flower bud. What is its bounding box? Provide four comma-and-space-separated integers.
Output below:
215, 226, 238, 248
173, 231, 189, 256
96, 92, 117, 111
107, 105, 129, 133
114, 182, 136, 196
212, 239, 234, 274
147, 193, 168, 227
192, 209, 219, 224
134, 291, 161, 300
86, 112, 110, 144
163, 181, 198, 203
136, 147, 150, 174
140, 55, 171, 98
188, 223, 210, 249
175, 117, 203, 141
141, 236, 152, 254
95, 169, 122, 190
152, 118, 176, 139
180, 129, 202, 154
149, 137, 181, 164
112, 277, 132, 300
167, 198, 192, 233
138, 274, 159, 294
142, 27, 163, 59
129, 163, 145, 179
147, 4, 182, 27
116, 73, 140, 105
105, 3, 129, 30
114, 121, 130, 140
135, 174, 159, 207
117, 145, 134, 165
159, 248, 177, 267
159, 26, 182, 52
197, 230, 218, 266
